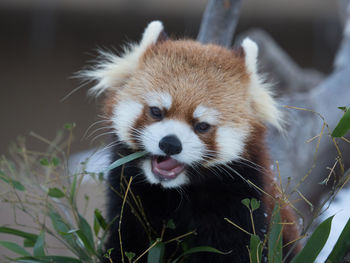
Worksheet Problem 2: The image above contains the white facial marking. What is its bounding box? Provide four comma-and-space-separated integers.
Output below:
193, 104, 220, 125
141, 159, 189, 188
215, 126, 248, 164
113, 100, 143, 147
141, 119, 206, 164
144, 91, 172, 110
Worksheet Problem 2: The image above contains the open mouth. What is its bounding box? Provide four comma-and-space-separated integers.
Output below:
151, 155, 185, 181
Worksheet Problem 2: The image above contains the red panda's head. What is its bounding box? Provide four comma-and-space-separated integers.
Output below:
84, 21, 282, 188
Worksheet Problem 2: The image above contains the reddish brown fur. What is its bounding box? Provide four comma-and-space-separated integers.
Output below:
114, 40, 252, 129
102, 39, 300, 256
245, 122, 301, 257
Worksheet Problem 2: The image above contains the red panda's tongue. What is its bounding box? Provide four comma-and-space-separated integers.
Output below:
151, 156, 185, 180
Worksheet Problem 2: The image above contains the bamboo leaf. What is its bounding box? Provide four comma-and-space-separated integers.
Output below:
249, 235, 263, 263
106, 151, 148, 172
70, 173, 78, 204
15, 256, 82, 263
241, 198, 250, 209
39, 158, 49, 166
291, 215, 334, 263
0, 227, 37, 242
48, 209, 81, 254
125, 251, 136, 261
33, 231, 45, 257
77, 214, 95, 255
268, 203, 282, 263
23, 239, 36, 248
147, 241, 164, 263
172, 246, 230, 263
166, 219, 176, 230
0, 241, 31, 256
47, 188, 65, 198
326, 217, 350, 263
0, 174, 25, 191
332, 109, 350, 137
251, 198, 260, 211
94, 209, 107, 231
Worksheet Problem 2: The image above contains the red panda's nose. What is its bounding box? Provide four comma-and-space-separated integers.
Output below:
159, 135, 182, 155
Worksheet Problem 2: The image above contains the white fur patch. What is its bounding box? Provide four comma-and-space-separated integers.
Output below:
242, 38, 258, 75
241, 37, 282, 130
215, 126, 247, 164
141, 159, 189, 188
141, 119, 205, 164
112, 100, 143, 148
193, 104, 220, 125
84, 21, 164, 96
144, 91, 172, 110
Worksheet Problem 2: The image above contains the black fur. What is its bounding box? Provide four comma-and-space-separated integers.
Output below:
103, 137, 269, 263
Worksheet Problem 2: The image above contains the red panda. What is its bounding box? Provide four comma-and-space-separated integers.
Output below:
84, 21, 300, 263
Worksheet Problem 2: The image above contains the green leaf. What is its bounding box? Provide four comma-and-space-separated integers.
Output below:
94, 209, 107, 236
39, 158, 49, 166
332, 109, 350, 137
49, 209, 91, 260
33, 231, 45, 257
125, 251, 136, 261
147, 240, 164, 263
0, 227, 37, 242
15, 258, 46, 263
166, 219, 176, 230
77, 214, 95, 255
338, 106, 347, 112
249, 235, 263, 263
326, 217, 350, 263
47, 188, 65, 198
241, 198, 251, 209
16, 256, 82, 263
250, 198, 260, 211
172, 246, 230, 263
268, 203, 283, 263
291, 215, 334, 263
98, 172, 104, 182
50, 210, 77, 248
49, 210, 73, 244
0, 174, 25, 191
51, 157, 60, 167
106, 151, 148, 172
93, 217, 100, 237
70, 174, 78, 204
0, 241, 31, 256
64, 123, 76, 130
23, 239, 36, 248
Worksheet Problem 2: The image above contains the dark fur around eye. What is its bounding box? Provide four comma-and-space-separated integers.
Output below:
149, 106, 163, 120
195, 122, 211, 133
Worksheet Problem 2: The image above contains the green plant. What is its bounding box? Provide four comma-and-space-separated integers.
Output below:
0, 104, 350, 263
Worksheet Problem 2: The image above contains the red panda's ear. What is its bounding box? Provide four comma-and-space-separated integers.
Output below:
241, 38, 283, 130
83, 21, 165, 97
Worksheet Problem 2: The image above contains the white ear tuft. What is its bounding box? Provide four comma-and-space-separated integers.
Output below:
241, 37, 258, 75
83, 21, 165, 97
241, 38, 283, 130
140, 21, 164, 48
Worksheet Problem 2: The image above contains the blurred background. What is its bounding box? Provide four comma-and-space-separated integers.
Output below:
0, 0, 343, 155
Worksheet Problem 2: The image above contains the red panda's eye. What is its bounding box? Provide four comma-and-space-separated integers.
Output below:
149, 106, 163, 120
195, 122, 211, 133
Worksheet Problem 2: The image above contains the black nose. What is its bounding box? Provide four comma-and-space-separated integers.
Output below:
159, 135, 182, 155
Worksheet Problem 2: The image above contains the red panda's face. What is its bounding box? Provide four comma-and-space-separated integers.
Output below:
84, 21, 282, 188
